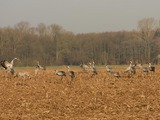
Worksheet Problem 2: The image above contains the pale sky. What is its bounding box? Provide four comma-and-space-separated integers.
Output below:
0, 0, 160, 33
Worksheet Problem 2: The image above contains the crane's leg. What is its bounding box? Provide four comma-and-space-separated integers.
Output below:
60, 76, 63, 82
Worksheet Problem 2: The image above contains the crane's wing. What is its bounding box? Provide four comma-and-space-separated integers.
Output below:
124, 66, 130, 72
1, 60, 11, 69
5, 61, 12, 69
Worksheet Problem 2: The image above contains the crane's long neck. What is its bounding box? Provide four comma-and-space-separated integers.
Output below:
37, 61, 41, 68
67, 66, 70, 72
37, 61, 40, 66
10, 58, 17, 65
129, 61, 132, 67
89, 63, 92, 68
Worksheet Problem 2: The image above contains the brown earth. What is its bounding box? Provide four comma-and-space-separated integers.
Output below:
0, 67, 160, 120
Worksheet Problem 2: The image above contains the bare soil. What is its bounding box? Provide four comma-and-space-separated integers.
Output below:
0, 67, 160, 120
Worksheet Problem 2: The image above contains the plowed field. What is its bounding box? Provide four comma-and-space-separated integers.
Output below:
0, 67, 160, 119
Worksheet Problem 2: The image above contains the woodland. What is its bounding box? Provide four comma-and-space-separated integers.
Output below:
0, 18, 160, 66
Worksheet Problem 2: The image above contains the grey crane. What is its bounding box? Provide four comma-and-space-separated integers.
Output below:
0, 58, 19, 75
124, 61, 131, 72
36, 61, 46, 70
124, 61, 132, 72
124, 61, 136, 74
137, 64, 148, 73
89, 61, 98, 77
66, 66, 75, 79
113, 72, 121, 78
35, 61, 46, 76
14, 72, 31, 80
130, 64, 136, 74
80, 63, 90, 72
55, 70, 66, 80
148, 63, 155, 72
106, 65, 112, 73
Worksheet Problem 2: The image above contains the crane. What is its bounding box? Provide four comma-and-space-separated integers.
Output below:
148, 63, 155, 72
66, 66, 75, 79
113, 72, 121, 78
55, 70, 66, 80
106, 65, 112, 73
36, 61, 46, 70
89, 61, 98, 77
124, 61, 136, 75
14, 72, 31, 80
35, 61, 46, 76
0, 58, 19, 75
80, 63, 90, 72
124, 61, 132, 72
137, 64, 148, 73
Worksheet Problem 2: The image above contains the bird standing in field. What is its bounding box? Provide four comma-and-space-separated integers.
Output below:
106, 65, 120, 78
113, 71, 121, 78
106, 65, 112, 73
35, 61, 46, 76
89, 61, 98, 77
124, 61, 136, 73
130, 64, 136, 74
66, 66, 75, 80
0, 57, 19, 75
55, 70, 66, 81
137, 64, 148, 73
148, 63, 155, 72
36, 61, 46, 70
80, 63, 90, 72
14, 71, 31, 80
137, 64, 148, 77
124, 61, 136, 78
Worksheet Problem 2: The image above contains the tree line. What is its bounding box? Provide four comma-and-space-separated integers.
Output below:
0, 18, 160, 66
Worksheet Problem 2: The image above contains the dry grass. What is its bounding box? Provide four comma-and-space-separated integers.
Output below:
0, 67, 160, 120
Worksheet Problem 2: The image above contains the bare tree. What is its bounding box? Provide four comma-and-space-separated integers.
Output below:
137, 18, 158, 62
36, 23, 48, 37
48, 24, 65, 64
